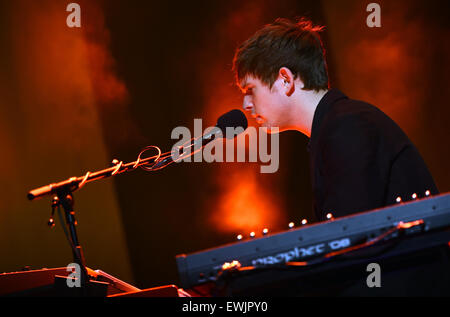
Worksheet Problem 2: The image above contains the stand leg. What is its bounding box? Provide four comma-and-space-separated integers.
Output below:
56, 189, 89, 286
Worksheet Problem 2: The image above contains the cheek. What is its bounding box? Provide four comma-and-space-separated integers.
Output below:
250, 94, 260, 111
254, 92, 270, 110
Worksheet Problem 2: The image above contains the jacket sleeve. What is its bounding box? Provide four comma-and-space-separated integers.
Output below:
318, 112, 388, 218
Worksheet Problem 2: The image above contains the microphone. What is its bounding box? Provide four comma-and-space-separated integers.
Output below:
153, 109, 248, 169
192, 109, 248, 147
216, 108, 249, 134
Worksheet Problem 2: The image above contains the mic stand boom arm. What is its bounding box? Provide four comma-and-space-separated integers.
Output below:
27, 146, 164, 201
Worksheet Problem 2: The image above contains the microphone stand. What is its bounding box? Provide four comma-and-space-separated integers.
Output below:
52, 189, 91, 291
27, 146, 168, 296
26, 109, 246, 296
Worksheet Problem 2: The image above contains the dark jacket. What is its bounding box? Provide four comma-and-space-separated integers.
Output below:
308, 89, 438, 221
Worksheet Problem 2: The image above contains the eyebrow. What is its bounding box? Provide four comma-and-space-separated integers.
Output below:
240, 79, 255, 93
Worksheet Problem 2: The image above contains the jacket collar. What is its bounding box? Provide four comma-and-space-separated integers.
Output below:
307, 88, 348, 152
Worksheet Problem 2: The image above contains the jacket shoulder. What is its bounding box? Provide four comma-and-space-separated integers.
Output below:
318, 97, 412, 155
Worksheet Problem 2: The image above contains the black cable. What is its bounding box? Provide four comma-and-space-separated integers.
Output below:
56, 204, 88, 284
57, 204, 77, 257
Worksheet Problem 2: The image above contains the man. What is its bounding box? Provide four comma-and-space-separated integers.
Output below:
233, 18, 438, 221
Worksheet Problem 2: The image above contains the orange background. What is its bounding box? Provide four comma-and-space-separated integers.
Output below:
0, 0, 448, 288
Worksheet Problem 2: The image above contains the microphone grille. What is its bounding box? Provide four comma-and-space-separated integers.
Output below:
216, 109, 248, 137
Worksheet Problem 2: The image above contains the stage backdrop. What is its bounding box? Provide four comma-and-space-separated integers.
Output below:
0, 0, 448, 289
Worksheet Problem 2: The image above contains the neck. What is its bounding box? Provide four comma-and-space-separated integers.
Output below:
290, 89, 328, 137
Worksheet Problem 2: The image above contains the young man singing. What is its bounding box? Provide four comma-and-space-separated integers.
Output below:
233, 18, 438, 221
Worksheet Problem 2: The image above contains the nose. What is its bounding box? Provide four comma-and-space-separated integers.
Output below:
242, 96, 255, 116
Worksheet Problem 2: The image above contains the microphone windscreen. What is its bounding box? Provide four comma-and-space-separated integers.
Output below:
216, 109, 248, 138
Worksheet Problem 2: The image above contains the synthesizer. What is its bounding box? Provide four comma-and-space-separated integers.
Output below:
176, 193, 450, 289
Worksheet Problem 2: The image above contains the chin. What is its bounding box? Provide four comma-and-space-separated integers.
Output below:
261, 123, 281, 134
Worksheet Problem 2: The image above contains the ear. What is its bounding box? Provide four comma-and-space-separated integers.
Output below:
278, 67, 297, 96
